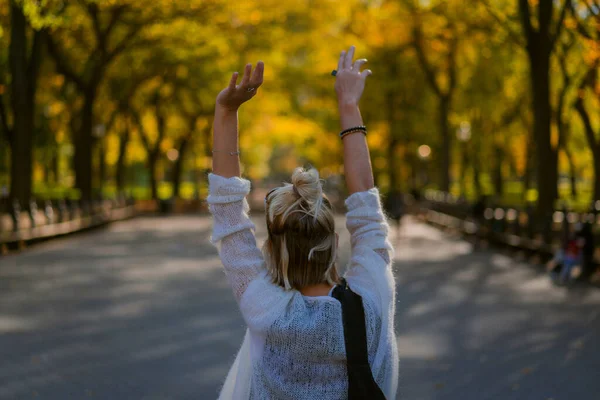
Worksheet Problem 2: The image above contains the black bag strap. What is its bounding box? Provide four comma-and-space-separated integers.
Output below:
332, 279, 386, 400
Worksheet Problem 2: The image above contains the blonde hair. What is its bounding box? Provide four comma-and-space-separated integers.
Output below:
263, 167, 339, 290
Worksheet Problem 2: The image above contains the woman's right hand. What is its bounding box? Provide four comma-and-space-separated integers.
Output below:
216, 62, 264, 112
334, 46, 372, 107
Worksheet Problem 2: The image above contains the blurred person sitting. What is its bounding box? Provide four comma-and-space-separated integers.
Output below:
207, 46, 398, 399
550, 222, 587, 285
560, 235, 582, 284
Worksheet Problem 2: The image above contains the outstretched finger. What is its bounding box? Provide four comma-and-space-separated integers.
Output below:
344, 45, 355, 69
250, 61, 264, 87
361, 69, 372, 78
240, 63, 252, 87
353, 59, 368, 71
337, 50, 346, 71
228, 72, 239, 90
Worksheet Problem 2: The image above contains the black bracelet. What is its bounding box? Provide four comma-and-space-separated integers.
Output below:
339, 125, 367, 139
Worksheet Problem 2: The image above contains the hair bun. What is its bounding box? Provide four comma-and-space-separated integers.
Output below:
291, 167, 322, 201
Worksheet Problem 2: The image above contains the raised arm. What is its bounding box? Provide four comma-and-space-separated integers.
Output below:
335, 46, 374, 194
208, 62, 296, 330
336, 47, 395, 311
208, 62, 267, 303
212, 62, 264, 177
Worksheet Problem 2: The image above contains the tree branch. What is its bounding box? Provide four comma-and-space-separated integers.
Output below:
105, 109, 120, 135
105, 24, 144, 64
86, 3, 104, 53
131, 109, 151, 153
481, 0, 526, 47
412, 25, 442, 97
499, 95, 525, 128
46, 35, 87, 90
447, 29, 458, 96
575, 96, 599, 153
105, 5, 129, 41
550, 0, 572, 50
574, 65, 600, 152
154, 101, 166, 156
518, 0, 535, 46
90, 3, 129, 56
567, 0, 593, 39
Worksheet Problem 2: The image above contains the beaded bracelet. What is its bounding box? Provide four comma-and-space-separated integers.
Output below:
339, 126, 367, 139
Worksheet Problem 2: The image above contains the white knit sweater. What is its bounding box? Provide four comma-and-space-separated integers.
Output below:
207, 173, 398, 399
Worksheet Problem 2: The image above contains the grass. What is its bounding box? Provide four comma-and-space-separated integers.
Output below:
11, 173, 599, 213
29, 182, 205, 201
443, 178, 596, 212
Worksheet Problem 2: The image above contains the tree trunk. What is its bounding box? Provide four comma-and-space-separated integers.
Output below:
148, 153, 159, 200
473, 164, 481, 198
98, 139, 106, 196
43, 156, 50, 185
408, 149, 418, 190
459, 147, 469, 197
171, 135, 191, 199
493, 146, 504, 197
116, 129, 130, 193
439, 96, 451, 192
472, 138, 482, 198
172, 159, 183, 199
574, 70, 600, 203
387, 140, 399, 192
385, 89, 399, 192
593, 149, 600, 202
528, 50, 557, 216
51, 150, 59, 184
76, 92, 95, 202
522, 129, 534, 199
564, 148, 577, 198
8, 2, 42, 210
520, 0, 559, 216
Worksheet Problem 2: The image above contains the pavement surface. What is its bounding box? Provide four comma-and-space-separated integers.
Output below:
0, 215, 599, 400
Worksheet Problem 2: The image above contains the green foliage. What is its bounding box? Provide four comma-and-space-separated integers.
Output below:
0, 0, 598, 207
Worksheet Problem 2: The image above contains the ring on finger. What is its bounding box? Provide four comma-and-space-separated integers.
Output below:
247, 87, 256, 92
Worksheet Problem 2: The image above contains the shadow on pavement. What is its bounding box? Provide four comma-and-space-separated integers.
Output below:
393, 222, 600, 400
1, 216, 599, 399
0, 216, 244, 399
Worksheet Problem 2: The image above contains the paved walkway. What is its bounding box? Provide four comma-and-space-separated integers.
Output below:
0, 216, 599, 399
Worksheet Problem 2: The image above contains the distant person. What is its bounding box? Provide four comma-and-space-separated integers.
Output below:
384, 190, 404, 237
470, 195, 488, 246
207, 46, 398, 399
550, 222, 587, 285
559, 236, 582, 284
410, 187, 421, 202
471, 195, 487, 226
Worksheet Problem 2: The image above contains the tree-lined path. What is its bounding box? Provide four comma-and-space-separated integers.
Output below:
1, 216, 599, 399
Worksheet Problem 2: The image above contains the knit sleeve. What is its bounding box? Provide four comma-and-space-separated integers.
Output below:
345, 188, 393, 261
207, 173, 266, 302
207, 174, 294, 332
343, 188, 395, 313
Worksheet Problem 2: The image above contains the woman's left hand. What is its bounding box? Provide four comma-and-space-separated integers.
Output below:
216, 62, 264, 112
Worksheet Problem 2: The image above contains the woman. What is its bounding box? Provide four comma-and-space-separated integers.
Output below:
207, 46, 398, 399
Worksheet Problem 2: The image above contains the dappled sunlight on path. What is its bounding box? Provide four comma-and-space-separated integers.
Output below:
394, 218, 600, 400
0, 216, 598, 399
